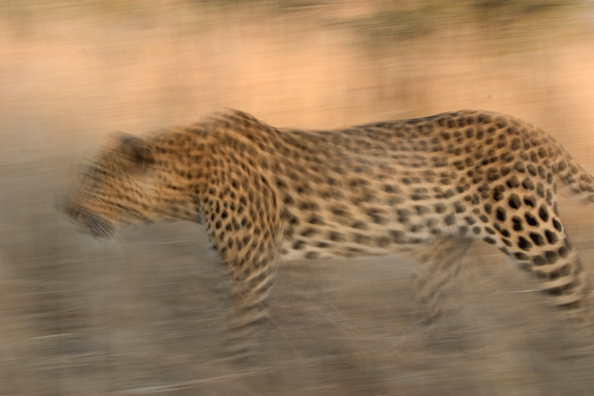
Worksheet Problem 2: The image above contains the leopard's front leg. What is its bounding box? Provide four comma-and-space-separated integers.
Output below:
198, 153, 284, 360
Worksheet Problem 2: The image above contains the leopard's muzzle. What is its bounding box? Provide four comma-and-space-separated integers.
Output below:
60, 201, 116, 240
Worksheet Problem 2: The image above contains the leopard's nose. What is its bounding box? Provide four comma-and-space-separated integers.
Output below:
55, 195, 80, 225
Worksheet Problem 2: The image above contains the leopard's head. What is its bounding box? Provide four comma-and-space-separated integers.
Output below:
62, 133, 199, 239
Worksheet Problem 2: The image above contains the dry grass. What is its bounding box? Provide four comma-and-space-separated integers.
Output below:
3, 2, 594, 394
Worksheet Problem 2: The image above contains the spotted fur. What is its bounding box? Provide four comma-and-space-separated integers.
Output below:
63, 109, 594, 356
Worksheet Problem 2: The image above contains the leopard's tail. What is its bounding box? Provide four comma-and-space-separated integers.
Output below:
554, 146, 594, 204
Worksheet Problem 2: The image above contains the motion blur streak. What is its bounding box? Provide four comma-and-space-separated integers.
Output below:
2, 1, 594, 394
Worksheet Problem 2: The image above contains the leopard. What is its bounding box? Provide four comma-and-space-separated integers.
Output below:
62, 108, 594, 358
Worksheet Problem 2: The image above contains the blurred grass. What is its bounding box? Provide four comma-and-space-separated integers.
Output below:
340, 0, 589, 53
0, 0, 588, 42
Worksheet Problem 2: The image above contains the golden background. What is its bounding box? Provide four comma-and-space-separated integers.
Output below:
2, 1, 594, 394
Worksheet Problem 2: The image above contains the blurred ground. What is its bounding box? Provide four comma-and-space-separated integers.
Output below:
3, 1, 594, 395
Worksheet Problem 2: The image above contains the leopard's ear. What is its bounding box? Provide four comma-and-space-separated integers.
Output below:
116, 133, 156, 167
